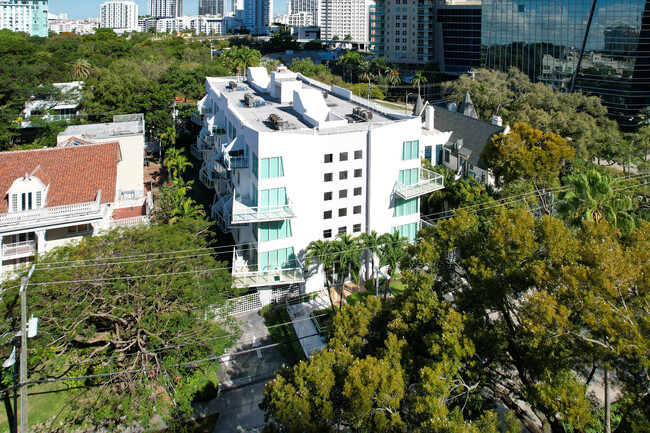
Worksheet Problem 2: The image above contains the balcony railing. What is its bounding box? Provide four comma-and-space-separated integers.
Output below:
190, 144, 203, 160
211, 194, 233, 233
231, 194, 296, 224
394, 167, 445, 199
110, 216, 149, 228
2, 240, 36, 259
0, 200, 102, 228
191, 112, 203, 125
200, 165, 217, 189
232, 267, 304, 288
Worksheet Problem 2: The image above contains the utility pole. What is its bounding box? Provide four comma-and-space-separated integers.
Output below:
20, 264, 35, 433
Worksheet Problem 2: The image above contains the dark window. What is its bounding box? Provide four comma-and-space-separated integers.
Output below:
324, 154, 333, 163
339, 189, 347, 198
324, 191, 333, 201
339, 152, 348, 161
353, 223, 362, 233
323, 229, 332, 238
325, 173, 333, 182
339, 208, 347, 217
354, 169, 362, 178
354, 150, 362, 159
339, 171, 348, 180
338, 226, 347, 235
324, 210, 332, 219
353, 205, 361, 214
354, 187, 362, 196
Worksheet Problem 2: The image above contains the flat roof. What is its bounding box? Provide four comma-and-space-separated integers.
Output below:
62, 120, 144, 139
208, 75, 408, 135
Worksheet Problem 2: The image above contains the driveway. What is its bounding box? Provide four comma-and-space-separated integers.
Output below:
192, 310, 286, 433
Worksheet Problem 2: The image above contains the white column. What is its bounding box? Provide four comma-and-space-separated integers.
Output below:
91, 222, 101, 236
35, 230, 46, 254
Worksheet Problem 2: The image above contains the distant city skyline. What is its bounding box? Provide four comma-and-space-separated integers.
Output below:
48, 0, 287, 19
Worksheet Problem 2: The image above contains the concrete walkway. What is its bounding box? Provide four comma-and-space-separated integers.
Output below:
286, 293, 330, 358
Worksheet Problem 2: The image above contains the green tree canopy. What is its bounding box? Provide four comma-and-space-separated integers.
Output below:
0, 220, 239, 429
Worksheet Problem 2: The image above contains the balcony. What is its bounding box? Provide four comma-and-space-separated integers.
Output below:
191, 112, 203, 125
0, 197, 105, 234
211, 194, 233, 233
190, 144, 204, 160
2, 240, 36, 260
233, 267, 304, 288
197, 132, 216, 150
200, 164, 217, 189
231, 192, 296, 224
394, 167, 445, 199
214, 150, 248, 177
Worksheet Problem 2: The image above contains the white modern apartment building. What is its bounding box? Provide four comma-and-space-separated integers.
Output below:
287, 11, 312, 27
0, 0, 48, 37
191, 67, 447, 292
100, 1, 138, 32
291, 0, 318, 24
154, 15, 232, 34
149, 0, 182, 18
0, 115, 151, 280
319, 0, 374, 41
243, 0, 272, 35
48, 18, 98, 34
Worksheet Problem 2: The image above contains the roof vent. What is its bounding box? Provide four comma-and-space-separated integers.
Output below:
448, 103, 457, 112
491, 115, 503, 126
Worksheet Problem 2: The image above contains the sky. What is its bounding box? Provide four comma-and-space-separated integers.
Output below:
49, 0, 287, 19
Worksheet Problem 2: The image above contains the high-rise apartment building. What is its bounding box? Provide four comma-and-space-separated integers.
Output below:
371, 0, 481, 70
319, 0, 374, 41
191, 67, 446, 293
291, 0, 319, 23
0, 0, 48, 37
243, 0, 272, 34
199, 0, 224, 16
100, 1, 138, 31
149, 0, 183, 18
482, 0, 650, 119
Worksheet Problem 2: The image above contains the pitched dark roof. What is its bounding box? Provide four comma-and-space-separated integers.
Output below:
0, 142, 119, 213
433, 105, 505, 170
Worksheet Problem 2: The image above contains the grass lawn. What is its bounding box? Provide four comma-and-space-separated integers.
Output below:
163, 414, 220, 433
0, 382, 71, 432
389, 278, 406, 297
374, 99, 407, 110
261, 305, 305, 365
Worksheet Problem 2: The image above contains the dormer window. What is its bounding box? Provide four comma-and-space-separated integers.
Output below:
7, 173, 46, 213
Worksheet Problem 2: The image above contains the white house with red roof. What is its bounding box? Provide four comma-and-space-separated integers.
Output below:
0, 116, 151, 279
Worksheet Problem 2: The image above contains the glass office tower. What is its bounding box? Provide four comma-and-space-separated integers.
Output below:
482, 0, 650, 120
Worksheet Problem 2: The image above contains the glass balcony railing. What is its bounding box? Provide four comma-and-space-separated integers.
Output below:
233, 267, 304, 288
231, 191, 296, 224
394, 167, 444, 199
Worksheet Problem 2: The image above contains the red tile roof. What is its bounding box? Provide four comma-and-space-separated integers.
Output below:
0, 142, 120, 213
112, 204, 146, 220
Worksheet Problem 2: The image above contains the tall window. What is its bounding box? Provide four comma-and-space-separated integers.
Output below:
259, 187, 287, 210
393, 197, 418, 216
260, 247, 297, 270
260, 157, 284, 179
259, 221, 292, 242
398, 168, 418, 186
10, 191, 42, 212
401, 140, 419, 160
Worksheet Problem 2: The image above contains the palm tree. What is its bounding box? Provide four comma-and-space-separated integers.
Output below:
558, 169, 635, 233
637, 106, 650, 127
69, 58, 91, 80
412, 70, 427, 97
305, 239, 337, 309
261, 58, 281, 73
358, 61, 374, 89
334, 234, 362, 285
338, 51, 362, 82
169, 198, 206, 224
378, 231, 407, 299
160, 127, 178, 154
371, 57, 388, 80
229, 46, 261, 79
360, 231, 387, 295
164, 148, 193, 180
385, 66, 402, 86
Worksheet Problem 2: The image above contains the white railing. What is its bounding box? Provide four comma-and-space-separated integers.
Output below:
191, 112, 203, 125
110, 216, 149, 228
231, 196, 296, 223
222, 151, 248, 170
0, 201, 102, 227
190, 145, 203, 160
114, 196, 145, 208
394, 167, 445, 199
211, 195, 233, 232
232, 267, 304, 288
2, 240, 36, 258
199, 167, 216, 189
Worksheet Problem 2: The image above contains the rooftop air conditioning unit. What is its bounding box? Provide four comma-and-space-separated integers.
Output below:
229, 81, 238, 90
268, 114, 285, 130
244, 93, 255, 107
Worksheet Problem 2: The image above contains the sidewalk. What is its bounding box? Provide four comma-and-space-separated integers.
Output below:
286, 293, 330, 358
